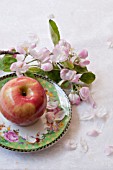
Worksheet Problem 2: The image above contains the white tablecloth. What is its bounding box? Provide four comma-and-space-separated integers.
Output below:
0, 0, 113, 169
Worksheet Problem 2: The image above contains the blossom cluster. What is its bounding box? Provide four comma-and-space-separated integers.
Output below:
0, 19, 96, 107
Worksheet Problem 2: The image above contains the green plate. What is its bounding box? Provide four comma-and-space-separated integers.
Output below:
0, 73, 72, 152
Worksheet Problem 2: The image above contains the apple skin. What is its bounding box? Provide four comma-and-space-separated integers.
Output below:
0, 76, 47, 126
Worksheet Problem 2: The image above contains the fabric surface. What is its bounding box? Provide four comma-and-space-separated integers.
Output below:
0, 0, 113, 169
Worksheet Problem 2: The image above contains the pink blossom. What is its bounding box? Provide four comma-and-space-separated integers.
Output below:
79, 87, 90, 101
79, 60, 90, 67
58, 39, 71, 52
4, 131, 19, 142
71, 74, 81, 83
50, 40, 71, 63
68, 92, 81, 105
60, 69, 76, 81
16, 34, 38, 54
79, 87, 96, 108
78, 49, 88, 59
30, 48, 50, 62
41, 62, 53, 71
10, 61, 29, 77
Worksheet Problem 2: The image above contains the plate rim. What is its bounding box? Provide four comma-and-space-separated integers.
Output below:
0, 73, 72, 153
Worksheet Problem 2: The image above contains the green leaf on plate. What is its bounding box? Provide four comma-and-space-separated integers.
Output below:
80, 72, 96, 84
74, 65, 88, 73
0, 54, 17, 72
49, 19, 60, 46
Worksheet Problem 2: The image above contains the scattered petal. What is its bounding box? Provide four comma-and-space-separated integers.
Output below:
65, 139, 77, 150
55, 110, 65, 121
27, 136, 36, 143
45, 112, 55, 123
47, 101, 59, 110
87, 129, 101, 137
80, 138, 89, 153
105, 146, 113, 156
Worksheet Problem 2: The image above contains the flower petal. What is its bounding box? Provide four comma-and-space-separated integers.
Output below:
105, 146, 113, 156
87, 129, 101, 137
78, 49, 88, 59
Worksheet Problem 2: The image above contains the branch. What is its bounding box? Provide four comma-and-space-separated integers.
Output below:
0, 50, 19, 55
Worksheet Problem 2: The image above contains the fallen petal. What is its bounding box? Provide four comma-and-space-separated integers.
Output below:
87, 129, 101, 137
55, 110, 65, 121
105, 146, 113, 156
27, 136, 36, 143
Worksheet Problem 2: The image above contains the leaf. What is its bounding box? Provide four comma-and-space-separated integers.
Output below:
0, 55, 17, 72
46, 70, 61, 83
61, 61, 74, 69
61, 81, 70, 89
80, 72, 96, 84
24, 71, 36, 79
74, 65, 88, 73
49, 19, 60, 46
29, 67, 45, 75
0, 77, 13, 89
29, 67, 61, 83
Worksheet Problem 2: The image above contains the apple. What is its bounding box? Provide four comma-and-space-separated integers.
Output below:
0, 76, 47, 126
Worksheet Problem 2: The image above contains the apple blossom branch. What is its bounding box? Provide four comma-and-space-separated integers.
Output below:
0, 50, 19, 55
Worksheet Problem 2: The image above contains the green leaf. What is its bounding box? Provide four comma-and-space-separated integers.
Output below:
0, 55, 17, 72
49, 19, 60, 46
0, 77, 13, 89
74, 65, 88, 73
24, 71, 36, 79
29, 67, 61, 83
80, 72, 96, 84
29, 67, 45, 75
46, 70, 61, 83
61, 81, 70, 89
61, 61, 74, 69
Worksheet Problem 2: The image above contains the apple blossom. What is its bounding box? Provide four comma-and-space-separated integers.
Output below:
16, 34, 38, 54
78, 49, 88, 59
60, 69, 76, 81
30, 48, 50, 63
10, 61, 29, 77
79, 60, 90, 67
50, 40, 71, 63
41, 62, 53, 71
79, 87, 96, 108
68, 92, 81, 105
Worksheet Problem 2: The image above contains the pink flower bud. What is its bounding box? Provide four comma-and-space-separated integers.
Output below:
68, 93, 81, 105
41, 62, 53, 71
79, 60, 90, 67
79, 49, 88, 59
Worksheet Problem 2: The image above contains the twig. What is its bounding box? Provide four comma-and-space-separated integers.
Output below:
0, 50, 19, 55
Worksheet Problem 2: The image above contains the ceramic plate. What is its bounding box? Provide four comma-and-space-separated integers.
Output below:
0, 73, 72, 152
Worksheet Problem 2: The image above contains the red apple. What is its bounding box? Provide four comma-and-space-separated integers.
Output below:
0, 76, 47, 126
